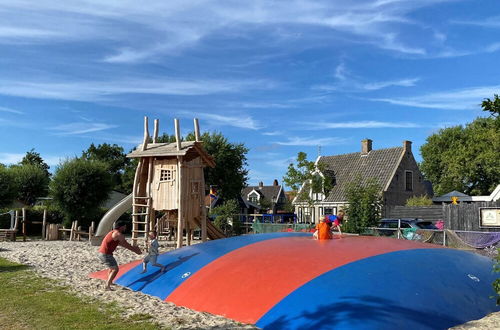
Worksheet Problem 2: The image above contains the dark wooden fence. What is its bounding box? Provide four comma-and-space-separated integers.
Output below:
383, 201, 500, 232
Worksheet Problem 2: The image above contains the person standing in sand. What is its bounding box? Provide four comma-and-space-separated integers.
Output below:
98, 221, 142, 291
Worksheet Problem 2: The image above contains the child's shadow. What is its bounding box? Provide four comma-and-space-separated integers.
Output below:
130, 253, 199, 290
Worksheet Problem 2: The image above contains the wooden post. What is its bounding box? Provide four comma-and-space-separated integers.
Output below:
174, 118, 181, 151
42, 209, 47, 240
153, 119, 159, 144
142, 116, 149, 151
201, 181, 207, 242
186, 220, 191, 246
13, 210, 18, 231
194, 118, 200, 142
176, 158, 184, 248
22, 208, 26, 242
146, 157, 154, 247
89, 221, 95, 239
443, 229, 446, 246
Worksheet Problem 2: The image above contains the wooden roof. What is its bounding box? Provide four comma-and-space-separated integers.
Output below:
127, 141, 215, 167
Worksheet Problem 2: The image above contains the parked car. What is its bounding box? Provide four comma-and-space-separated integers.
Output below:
377, 218, 437, 237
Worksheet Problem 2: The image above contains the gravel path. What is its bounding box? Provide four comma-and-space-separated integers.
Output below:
0, 239, 256, 329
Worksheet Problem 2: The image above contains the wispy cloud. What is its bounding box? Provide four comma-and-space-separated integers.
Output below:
0, 0, 450, 62
275, 136, 348, 146
370, 85, 500, 110
262, 131, 284, 136
188, 112, 262, 130
0, 106, 24, 114
451, 16, 500, 29
266, 157, 296, 168
363, 78, 419, 90
50, 122, 117, 135
306, 121, 422, 129
0, 77, 273, 101
0, 152, 63, 166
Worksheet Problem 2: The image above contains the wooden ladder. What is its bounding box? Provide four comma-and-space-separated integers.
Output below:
132, 196, 151, 246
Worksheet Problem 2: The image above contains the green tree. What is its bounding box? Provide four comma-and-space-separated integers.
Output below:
0, 166, 18, 207
10, 164, 50, 205
482, 94, 500, 118
343, 177, 382, 234
185, 132, 248, 200
19, 149, 50, 177
420, 116, 500, 196
82, 143, 129, 192
405, 195, 433, 206
283, 152, 333, 207
50, 158, 113, 226
210, 199, 241, 235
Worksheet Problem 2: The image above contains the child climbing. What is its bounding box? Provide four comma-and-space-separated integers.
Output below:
313, 216, 333, 240
327, 210, 345, 236
140, 231, 166, 273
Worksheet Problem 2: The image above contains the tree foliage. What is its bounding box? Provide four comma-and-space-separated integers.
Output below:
0, 166, 17, 208
420, 116, 500, 196
405, 195, 433, 206
343, 177, 382, 234
482, 94, 500, 119
283, 152, 333, 206
50, 158, 113, 226
210, 199, 241, 235
20, 149, 50, 177
81, 143, 129, 192
10, 164, 50, 205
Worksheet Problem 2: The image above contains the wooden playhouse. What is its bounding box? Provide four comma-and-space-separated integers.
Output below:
127, 117, 223, 248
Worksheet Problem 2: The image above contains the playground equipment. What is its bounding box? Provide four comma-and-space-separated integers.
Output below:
93, 117, 216, 248
90, 234, 499, 329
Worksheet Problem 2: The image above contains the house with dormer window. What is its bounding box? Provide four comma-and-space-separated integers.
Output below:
293, 139, 433, 223
241, 179, 287, 213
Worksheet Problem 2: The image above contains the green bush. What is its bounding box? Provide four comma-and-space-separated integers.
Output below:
344, 177, 382, 234
210, 199, 240, 235
0, 167, 18, 208
406, 195, 433, 206
10, 164, 50, 205
50, 158, 113, 227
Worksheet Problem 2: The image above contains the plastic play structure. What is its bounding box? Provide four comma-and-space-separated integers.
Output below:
91, 233, 499, 329
93, 117, 223, 247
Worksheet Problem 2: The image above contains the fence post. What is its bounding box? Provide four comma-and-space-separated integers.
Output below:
397, 219, 401, 239
42, 209, 47, 240
22, 208, 26, 242
443, 229, 446, 246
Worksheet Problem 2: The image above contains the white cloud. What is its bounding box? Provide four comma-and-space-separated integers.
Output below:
308, 121, 421, 129
189, 112, 262, 130
0, 106, 24, 114
0, 78, 272, 101
262, 131, 283, 136
362, 78, 419, 90
50, 122, 117, 135
451, 16, 500, 29
335, 62, 348, 80
370, 85, 500, 110
276, 136, 348, 146
266, 157, 295, 168
0, 0, 450, 61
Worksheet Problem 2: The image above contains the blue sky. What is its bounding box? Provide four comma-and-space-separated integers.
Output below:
0, 0, 499, 187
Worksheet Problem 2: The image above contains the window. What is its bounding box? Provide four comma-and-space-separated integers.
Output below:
191, 182, 200, 194
160, 169, 173, 182
249, 192, 259, 204
405, 171, 413, 191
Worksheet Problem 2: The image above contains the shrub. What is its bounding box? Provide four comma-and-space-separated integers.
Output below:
10, 164, 50, 205
406, 195, 433, 206
50, 158, 113, 227
343, 177, 382, 234
0, 167, 18, 208
210, 199, 240, 235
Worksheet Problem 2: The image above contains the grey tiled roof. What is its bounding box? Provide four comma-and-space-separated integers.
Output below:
242, 185, 281, 202
318, 147, 404, 202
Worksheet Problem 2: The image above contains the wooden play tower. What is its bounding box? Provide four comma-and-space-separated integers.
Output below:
127, 117, 215, 248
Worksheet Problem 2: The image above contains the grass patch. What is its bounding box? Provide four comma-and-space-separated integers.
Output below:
0, 257, 167, 329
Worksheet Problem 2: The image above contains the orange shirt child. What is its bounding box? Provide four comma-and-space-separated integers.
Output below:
315, 221, 333, 240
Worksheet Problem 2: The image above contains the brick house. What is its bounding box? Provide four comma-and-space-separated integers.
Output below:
293, 139, 432, 223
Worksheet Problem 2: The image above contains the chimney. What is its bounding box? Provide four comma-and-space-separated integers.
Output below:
273, 179, 279, 186
361, 139, 372, 155
403, 140, 412, 152
258, 181, 264, 189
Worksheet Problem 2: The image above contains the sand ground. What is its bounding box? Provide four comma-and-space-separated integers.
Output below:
0, 239, 498, 329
